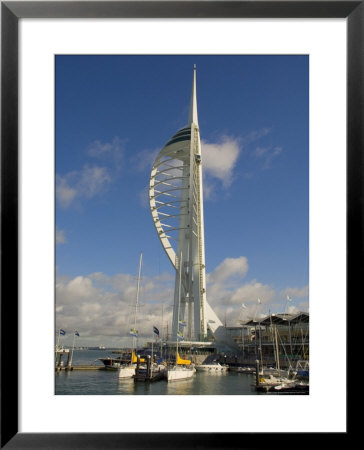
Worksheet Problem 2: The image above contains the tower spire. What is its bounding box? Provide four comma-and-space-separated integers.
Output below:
188, 65, 198, 126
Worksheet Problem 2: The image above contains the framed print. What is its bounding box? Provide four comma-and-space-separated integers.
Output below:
1, 0, 358, 447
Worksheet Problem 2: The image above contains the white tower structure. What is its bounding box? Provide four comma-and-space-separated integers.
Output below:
149, 67, 231, 346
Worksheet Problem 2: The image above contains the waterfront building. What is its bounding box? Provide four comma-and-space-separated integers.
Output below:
225, 311, 309, 366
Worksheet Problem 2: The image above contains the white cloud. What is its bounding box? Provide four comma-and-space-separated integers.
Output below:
132, 148, 160, 173
56, 176, 77, 209
254, 146, 270, 157
280, 285, 309, 300
78, 165, 111, 198
242, 127, 272, 144
253, 145, 283, 169
56, 258, 308, 344
208, 256, 248, 285
56, 136, 127, 209
230, 281, 275, 306
56, 271, 174, 345
87, 137, 125, 169
56, 227, 66, 244
201, 137, 241, 189
206, 257, 276, 324
56, 164, 111, 209
205, 256, 281, 325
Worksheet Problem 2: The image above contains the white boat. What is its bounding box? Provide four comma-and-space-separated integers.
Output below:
118, 364, 137, 379
167, 363, 196, 382
272, 379, 309, 393
256, 373, 309, 393
259, 367, 290, 378
195, 361, 228, 373
236, 366, 256, 373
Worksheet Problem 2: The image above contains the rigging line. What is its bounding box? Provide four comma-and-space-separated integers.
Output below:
155, 166, 185, 176
157, 211, 187, 219
159, 222, 174, 228
158, 226, 189, 233
156, 164, 184, 174
154, 199, 188, 205
154, 174, 188, 182
153, 177, 187, 188
156, 182, 183, 190
153, 192, 180, 200
154, 187, 188, 195
152, 203, 180, 211
277, 329, 293, 369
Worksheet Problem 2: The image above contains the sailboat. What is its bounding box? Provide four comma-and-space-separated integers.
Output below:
118, 252, 145, 379
255, 324, 308, 392
166, 252, 196, 382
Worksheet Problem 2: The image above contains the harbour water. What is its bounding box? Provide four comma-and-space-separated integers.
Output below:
55, 350, 262, 395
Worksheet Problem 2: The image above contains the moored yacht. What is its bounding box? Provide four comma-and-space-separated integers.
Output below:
167, 352, 196, 382
195, 360, 228, 372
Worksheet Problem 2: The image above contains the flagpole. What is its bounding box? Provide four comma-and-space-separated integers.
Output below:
161, 303, 164, 360
57, 328, 61, 349
70, 331, 76, 368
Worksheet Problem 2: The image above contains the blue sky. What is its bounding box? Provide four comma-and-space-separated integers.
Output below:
55, 55, 308, 347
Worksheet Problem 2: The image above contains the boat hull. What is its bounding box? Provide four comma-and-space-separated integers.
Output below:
195, 364, 228, 373
167, 366, 196, 382
118, 365, 136, 379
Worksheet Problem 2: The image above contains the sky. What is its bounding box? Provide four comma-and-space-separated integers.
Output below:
55, 55, 309, 348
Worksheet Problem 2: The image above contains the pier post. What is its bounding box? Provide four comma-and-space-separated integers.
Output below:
146, 355, 151, 379
67, 351, 72, 369
57, 352, 63, 369
255, 359, 260, 387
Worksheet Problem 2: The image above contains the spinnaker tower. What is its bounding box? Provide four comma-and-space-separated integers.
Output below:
149, 66, 236, 349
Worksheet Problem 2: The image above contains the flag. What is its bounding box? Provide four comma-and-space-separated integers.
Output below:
257, 298, 261, 304
287, 295, 292, 302
60, 329, 66, 335
129, 328, 138, 337
242, 303, 247, 309
153, 326, 159, 337
177, 331, 184, 340
178, 320, 186, 327
75, 331, 80, 336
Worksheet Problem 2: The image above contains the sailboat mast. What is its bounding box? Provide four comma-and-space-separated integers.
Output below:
275, 326, 280, 374
134, 252, 143, 330
161, 302, 164, 359
176, 251, 182, 362
131, 252, 143, 360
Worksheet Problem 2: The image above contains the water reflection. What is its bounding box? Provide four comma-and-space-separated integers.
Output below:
166, 377, 195, 395
197, 371, 228, 375
117, 377, 135, 394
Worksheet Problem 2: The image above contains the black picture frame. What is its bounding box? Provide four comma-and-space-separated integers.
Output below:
1, 1, 356, 448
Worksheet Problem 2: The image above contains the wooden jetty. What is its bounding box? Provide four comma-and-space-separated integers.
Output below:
55, 365, 108, 371
134, 355, 165, 382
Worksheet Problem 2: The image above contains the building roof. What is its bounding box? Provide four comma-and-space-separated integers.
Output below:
238, 311, 309, 327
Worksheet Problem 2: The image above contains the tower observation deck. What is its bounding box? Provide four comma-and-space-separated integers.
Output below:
149, 67, 238, 350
